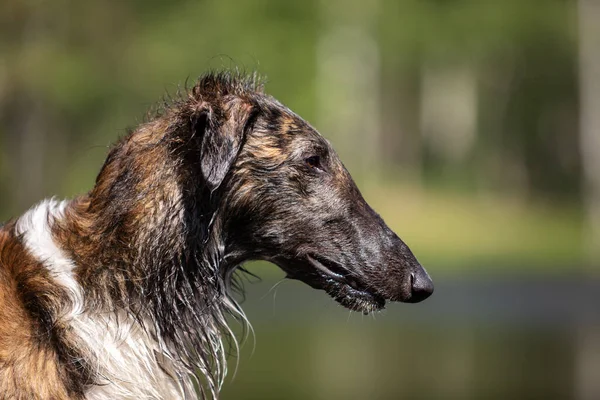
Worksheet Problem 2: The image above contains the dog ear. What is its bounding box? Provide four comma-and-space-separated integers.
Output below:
195, 99, 253, 190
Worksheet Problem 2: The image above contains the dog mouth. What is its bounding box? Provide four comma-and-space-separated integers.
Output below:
284, 255, 386, 314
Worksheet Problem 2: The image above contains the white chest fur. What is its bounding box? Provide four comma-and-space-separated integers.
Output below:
16, 200, 193, 399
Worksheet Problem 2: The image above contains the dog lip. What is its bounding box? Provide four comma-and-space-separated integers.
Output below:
306, 255, 347, 282
306, 255, 386, 313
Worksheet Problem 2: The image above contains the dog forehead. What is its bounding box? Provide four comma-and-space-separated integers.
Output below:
241, 110, 329, 167
253, 101, 322, 138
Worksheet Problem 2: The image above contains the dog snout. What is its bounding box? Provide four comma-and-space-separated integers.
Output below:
407, 266, 434, 303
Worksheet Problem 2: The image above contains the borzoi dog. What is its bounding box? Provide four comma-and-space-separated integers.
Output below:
0, 72, 433, 399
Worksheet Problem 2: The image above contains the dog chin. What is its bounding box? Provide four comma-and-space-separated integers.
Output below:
322, 279, 386, 314
276, 257, 386, 314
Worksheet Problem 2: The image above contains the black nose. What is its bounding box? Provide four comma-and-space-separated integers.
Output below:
409, 268, 434, 303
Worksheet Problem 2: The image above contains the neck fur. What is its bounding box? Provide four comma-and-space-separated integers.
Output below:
52, 116, 249, 399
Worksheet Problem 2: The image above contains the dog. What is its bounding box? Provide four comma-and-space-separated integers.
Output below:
0, 71, 433, 399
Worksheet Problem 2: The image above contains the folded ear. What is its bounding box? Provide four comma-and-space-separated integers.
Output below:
195, 99, 254, 190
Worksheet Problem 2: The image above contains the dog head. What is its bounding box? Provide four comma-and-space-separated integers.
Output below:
190, 73, 433, 314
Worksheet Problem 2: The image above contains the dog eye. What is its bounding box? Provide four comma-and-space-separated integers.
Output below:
305, 155, 322, 170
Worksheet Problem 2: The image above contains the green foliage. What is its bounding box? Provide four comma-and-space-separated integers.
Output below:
0, 0, 586, 269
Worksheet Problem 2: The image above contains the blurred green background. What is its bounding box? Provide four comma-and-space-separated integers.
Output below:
1, 0, 599, 399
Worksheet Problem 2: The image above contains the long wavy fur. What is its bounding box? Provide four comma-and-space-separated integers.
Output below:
54, 71, 266, 399
127, 72, 262, 399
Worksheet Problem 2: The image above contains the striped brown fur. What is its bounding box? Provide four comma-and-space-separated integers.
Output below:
0, 71, 432, 399
0, 223, 91, 400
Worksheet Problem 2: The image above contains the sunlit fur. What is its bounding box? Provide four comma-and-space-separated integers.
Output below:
15, 200, 190, 399
12, 195, 246, 400
55, 73, 260, 399
0, 70, 431, 400
2, 72, 263, 399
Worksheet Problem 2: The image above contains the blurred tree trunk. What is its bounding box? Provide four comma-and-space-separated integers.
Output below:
1, 2, 49, 214
420, 63, 478, 164
316, 0, 381, 179
576, 325, 600, 400
579, 0, 600, 262
4, 93, 47, 211
578, 3, 600, 398
380, 65, 422, 177
0, 1, 72, 215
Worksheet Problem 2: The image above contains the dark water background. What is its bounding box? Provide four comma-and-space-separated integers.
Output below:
222, 271, 600, 400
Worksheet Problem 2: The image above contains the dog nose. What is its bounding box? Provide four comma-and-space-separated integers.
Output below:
409, 268, 434, 303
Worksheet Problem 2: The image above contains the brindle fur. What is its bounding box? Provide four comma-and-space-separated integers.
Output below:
0, 71, 432, 399
0, 222, 92, 399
